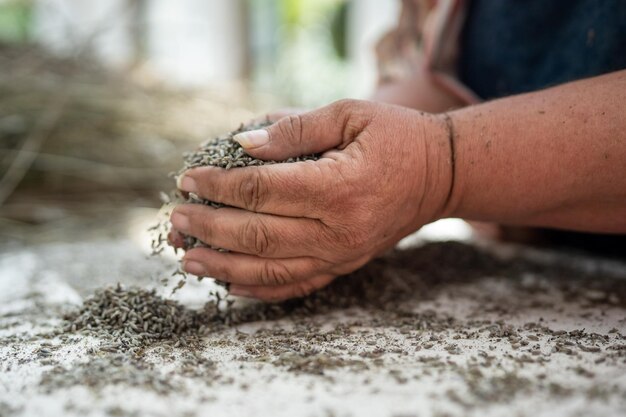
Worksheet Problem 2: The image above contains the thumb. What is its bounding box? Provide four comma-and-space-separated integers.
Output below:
233, 99, 370, 160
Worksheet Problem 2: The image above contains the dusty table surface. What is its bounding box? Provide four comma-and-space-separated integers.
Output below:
1, 225, 625, 417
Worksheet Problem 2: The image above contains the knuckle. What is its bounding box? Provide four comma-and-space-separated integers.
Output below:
277, 114, 304, 147
342, 229, 370, 254
260, 261, 294, 286
237, 170, 267, 211
332, 98, 357, 112
330, 98, 373, 141
331, 98, 363, 121
240, 217, 274, 256
344, 233, 366, 251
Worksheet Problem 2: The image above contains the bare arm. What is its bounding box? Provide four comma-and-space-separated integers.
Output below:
371, 68, 466, 113
170, 71, 625, 301
445, 70, 626, 233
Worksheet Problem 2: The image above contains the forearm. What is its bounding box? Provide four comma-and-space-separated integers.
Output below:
445, 70, 626, 233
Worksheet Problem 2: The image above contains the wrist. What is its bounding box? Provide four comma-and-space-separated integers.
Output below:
435, 107, 488, 222
418, 112, 457, 223
437, 112, 457, 219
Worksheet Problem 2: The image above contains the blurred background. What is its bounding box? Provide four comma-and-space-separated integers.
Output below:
0, 0, 400, 246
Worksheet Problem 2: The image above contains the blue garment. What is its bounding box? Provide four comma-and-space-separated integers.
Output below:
458, 0, 626, 100
458, 1, 626, 257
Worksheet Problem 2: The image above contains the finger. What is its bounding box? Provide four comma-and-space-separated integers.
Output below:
233, 99, 373, 160
170, 204, 330, 258
181, 247, 330, 286
167, 230, 185, 248
229, 274, 336, 302
177, 160, 334, 217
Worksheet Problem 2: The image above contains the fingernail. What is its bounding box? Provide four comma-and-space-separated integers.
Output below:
183, 260, 205, 276
233, 129, 269, 149
176, 174, 197, 193
170, 211, 190, 233
229, 285, 253, 298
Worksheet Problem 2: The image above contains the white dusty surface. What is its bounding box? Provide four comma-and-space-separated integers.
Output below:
0, 229, 625, 417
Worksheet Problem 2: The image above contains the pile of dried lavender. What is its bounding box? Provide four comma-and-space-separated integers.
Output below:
63, 284, 224, 353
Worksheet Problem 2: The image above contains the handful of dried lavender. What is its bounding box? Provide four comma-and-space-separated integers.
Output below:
175, 120, 318, 249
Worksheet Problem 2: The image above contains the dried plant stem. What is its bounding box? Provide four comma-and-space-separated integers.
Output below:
0, 95, 67, 206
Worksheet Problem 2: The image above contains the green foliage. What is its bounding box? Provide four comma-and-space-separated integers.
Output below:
330, 1, 349, 60
262, 0, 352, 106
279, 0, 302, 33
279, 0, 345, 29
0, 0, 32, 42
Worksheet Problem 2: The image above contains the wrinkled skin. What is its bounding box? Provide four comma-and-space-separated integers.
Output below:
169, 99, 453, 301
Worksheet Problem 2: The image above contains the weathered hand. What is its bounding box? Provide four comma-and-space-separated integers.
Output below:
169, 99, 453, 301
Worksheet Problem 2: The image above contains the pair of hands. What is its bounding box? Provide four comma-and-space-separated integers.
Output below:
168, 99, 454, 301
